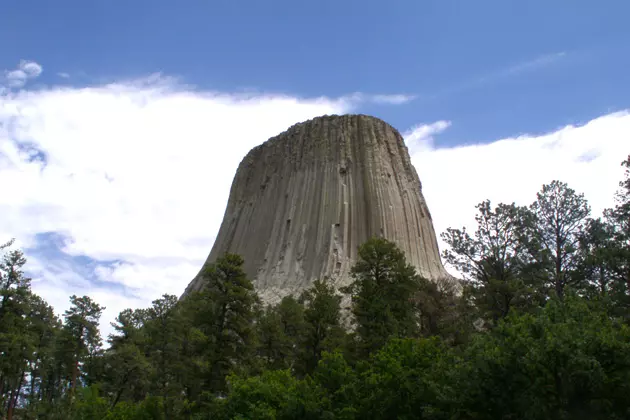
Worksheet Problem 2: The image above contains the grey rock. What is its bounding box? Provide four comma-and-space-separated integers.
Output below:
183, 114, 450, 304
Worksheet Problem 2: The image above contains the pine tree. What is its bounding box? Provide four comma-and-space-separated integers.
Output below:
343, 237, 421, 357
526, 181, 591, 299
60, 295, 104, 398
187, 253, 259, 394
297, 279, 345, 376
441, 200, 541, 323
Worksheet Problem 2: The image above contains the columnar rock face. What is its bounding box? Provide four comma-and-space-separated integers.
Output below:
184, 114, 450, 303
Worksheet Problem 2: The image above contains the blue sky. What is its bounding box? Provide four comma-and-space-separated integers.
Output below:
3, 0, 629, 145
1, 0, 629, 333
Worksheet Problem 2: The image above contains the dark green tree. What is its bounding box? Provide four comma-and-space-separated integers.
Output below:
102, 308, 152, 408
458, 295, 630, 419
526, 181, 591, 299
186, 253, 259, 394
0, 244, 35, 419
442, 200, 541, 323
60, 295, 104, 398
602, 156, 630, 318
297, 279, 346, 376
142, 294, 185, 417
343, 237, 421, 357
256, 296, 305, 371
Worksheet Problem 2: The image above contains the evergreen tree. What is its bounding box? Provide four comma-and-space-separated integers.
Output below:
142, 294, 185, 416
60, 295, 104, 398
256, 296, 305, 371
442, 200, 541, 323
526, 180, 591, 299
602, 156, 630, 319
0, 245, 34, 419
343, 237, 421, 357
297, 279, 345, 376
102, 308, 152, 408
186, 253, 259, 394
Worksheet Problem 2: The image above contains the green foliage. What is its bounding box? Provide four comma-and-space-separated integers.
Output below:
351, 338, 455, 420
256, 296, 305, 371
4, 154, 630, 419
220, 370, 329, 420
526, 180, 591, 298
297, 279, 346, 376
458, 295, 630, 419
184, 253, 259, 394
442, 200, 542, 323
343, 237, 422, 357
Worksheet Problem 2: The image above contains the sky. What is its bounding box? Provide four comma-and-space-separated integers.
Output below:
1, 0, 629, 337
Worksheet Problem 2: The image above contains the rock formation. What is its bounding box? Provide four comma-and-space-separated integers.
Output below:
184, 114, 450, 303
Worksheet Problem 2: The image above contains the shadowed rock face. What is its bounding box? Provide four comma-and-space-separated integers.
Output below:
184, 114, 450, 303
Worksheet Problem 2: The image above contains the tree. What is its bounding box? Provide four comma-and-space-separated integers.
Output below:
187, 253, 259, 394
297, 279, 346, 376
602, 156, 630, 318
343, 237, 421, 357
442, 200, 541, 322
60, 295, 104, 398
350, 338, 455, 420
458, 295, 630, 419
576, 217, 618, 296
142, 294, 185, 417
0, 245, 35, 419
256, 296, 305, 372
526, 181, 591, 299
102, 308, 152, 408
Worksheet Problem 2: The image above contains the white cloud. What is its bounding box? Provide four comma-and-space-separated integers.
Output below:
2, 63, 628, 337
341, 92, 416, 105
1, 71, 417, 336
3, 60, 43, 89
408, 112, 630, 275
57, 72, 70, 79
370, 93, 417, 105
403, 120, 451, 153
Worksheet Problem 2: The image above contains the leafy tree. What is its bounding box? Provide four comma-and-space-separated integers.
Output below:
343, 237, 421, 357
351, 338, 455, 420
219, 370, 329, 420
458, 295, 630, 419
442, 200, 541, 323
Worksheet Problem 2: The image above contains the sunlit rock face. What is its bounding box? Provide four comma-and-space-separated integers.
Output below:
184, 114, 450, 303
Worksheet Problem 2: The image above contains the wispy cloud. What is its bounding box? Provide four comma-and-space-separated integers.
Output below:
428, 52, 568, 100
342, 92, 416, 105
476, 51, 567, 84
57, 72, 70, 79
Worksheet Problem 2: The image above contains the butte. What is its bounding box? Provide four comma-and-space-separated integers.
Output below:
183, 114, 450, 303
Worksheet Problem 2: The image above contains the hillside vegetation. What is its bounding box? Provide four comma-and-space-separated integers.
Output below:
1, 156, 629, 419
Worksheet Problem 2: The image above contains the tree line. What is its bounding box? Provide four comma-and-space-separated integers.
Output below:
0, 155, 629, 419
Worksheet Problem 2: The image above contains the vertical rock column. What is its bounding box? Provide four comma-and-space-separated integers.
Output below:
184, 114, 450, 303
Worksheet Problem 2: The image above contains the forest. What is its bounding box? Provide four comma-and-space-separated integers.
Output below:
1, 155, 629, 419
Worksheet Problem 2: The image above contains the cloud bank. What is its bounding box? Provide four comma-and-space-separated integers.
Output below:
1, 60, 628, 337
